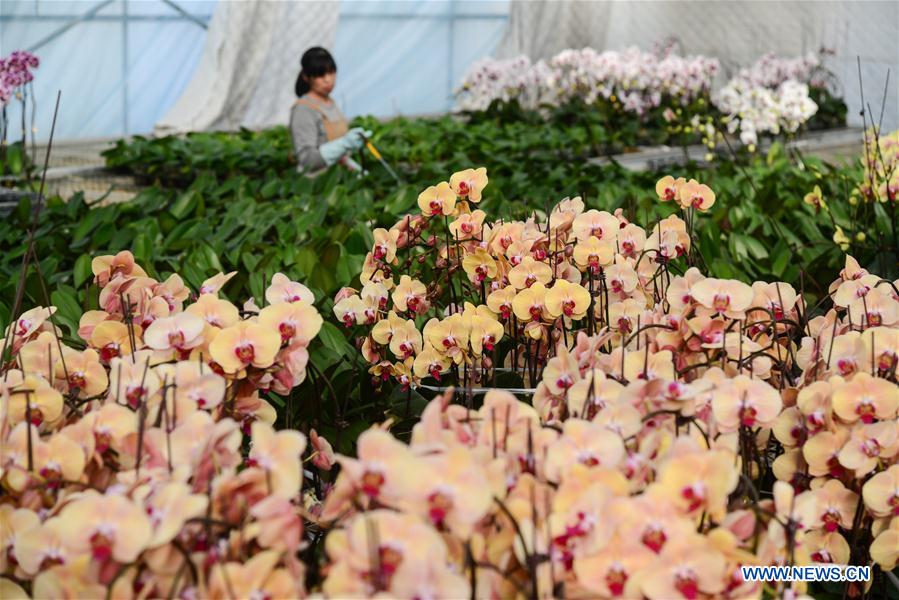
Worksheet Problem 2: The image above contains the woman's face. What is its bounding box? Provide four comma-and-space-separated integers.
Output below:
307, 71, 336, 97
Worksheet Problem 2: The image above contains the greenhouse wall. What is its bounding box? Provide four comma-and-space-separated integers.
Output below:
1, 0, 510, 141
333, 1, 509, 119
496, 1, 898, 131
2, 0, 894, 142
1, 0, 214, 141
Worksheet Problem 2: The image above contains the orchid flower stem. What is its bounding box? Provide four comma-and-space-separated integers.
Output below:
524, 338, 530, 385
442, 214, 458, 313
24, 391, 33, 471
587, 270, 595, 336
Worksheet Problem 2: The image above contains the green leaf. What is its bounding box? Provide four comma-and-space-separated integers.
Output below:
71, 210, 101, 244
73, 254, 93, 288
133, 232, 154, 265
335, 252, 364, 287
309, 263, 336, 294
178, 261, 207, 291
317, 321, 351, 357
741, 235, 769, 260
50, 288, 82, 336
771, 241, 791, 277
384, 187, 415, 215
260, 179, 280, 199
766, 141, 785, 167
242, 252, 261, 274
386, 386, 429, 419
169, 190, 199, 220
309, 344, 344, 371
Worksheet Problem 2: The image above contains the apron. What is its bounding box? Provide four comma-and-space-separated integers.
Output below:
295, 97, 348, 141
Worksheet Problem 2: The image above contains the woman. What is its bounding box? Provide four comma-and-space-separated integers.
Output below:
290, 47, 369, 173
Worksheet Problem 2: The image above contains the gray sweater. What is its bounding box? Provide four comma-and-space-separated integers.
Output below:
289, 98, 346, 172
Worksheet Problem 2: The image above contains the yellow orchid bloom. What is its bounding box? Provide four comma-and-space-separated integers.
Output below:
372, 227, 400, 262
249, 421, 306, 498
208, 550, 298, 600
838, 422, 898, 476
184, 292, 241, 329
508, 256, 553, 289
832, 372, 897, 424
849, 287, 898, 327
465, 308, 503, 356
258, 300, 323, 347
388, 318, 423, 360
690, 277, 754, 318
265, 272, 314, 305
360, 251, 395, 289
423, 313, 469, 363
449, 167, 488, 202
392, 274, 429, 314
803, 185, 827, 211
411, 444, 493, 537
7, 374, 63, 427
655, 175, 686, 202
710, 375, 783, 431
544, 280, 591, 320
199, 270, 237, 295
545, 418, 626, 482
90, 320, 136, 363
333, 294, 365, 327
653, 442, 738, 521
870, 518, 899, 570
91, 250, 147, 287
862, 464, 899, 517
677, 178, 716, 211
572, 236, 615, 273
56, 492, 153, 563
208, 321, 281, 374
417, 181, 456, 217
618, 222, 647, 258
833, 226, 851, 251
486, 285, 516, 320
413, 343, 452, 381
462, 247, 498, 284
142, 481, 209, 547
572, 209, 620, 242
371, 310, 408, 346
512, 282, 549, 323
143, 312, 206, 355
449, 209, 487, 240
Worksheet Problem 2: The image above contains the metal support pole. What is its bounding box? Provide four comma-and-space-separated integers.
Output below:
160, 0, 208, 29
122, 0, 129, 135
26, 0, 116, 53
447, 0, 456, 108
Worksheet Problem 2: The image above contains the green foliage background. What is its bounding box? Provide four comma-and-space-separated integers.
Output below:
1, 112, 893, 450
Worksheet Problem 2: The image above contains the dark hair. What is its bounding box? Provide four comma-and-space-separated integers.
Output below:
295, 47, 337, 97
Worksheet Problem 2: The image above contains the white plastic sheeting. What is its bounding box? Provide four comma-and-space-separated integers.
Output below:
1, 0, 214, 141
156, 1, 339, 133
2, 0, 510, 140
496, 1, 899, 131
161, 0, 510, 132
332, 1, 509, 119
9, 1, 889, 140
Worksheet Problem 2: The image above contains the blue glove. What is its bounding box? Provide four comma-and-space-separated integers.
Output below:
341, 155, 368, 175
346, 127, 373, 148
319, 128, 373, 166
319, 136, 354, 166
